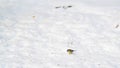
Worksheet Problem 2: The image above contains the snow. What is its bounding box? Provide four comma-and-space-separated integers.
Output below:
0, 0, 120, 68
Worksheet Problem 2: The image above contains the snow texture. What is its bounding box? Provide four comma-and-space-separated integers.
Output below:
0, 0, 120, 68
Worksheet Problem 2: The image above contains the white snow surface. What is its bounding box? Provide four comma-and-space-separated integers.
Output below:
0, 0, 120, 68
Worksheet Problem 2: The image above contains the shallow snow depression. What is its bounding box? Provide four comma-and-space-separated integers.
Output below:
0, 0, 120, 68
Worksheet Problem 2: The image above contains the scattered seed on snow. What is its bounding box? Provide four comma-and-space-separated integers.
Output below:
115, 24, 119, 28
55, 6, 61, 9
68, 5, 72, 8
32, 16, 36, 19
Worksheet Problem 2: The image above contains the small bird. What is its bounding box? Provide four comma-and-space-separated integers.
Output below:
67, 49, 74, 55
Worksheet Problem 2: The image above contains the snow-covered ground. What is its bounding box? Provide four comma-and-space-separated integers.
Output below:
0, 0, 120, 68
